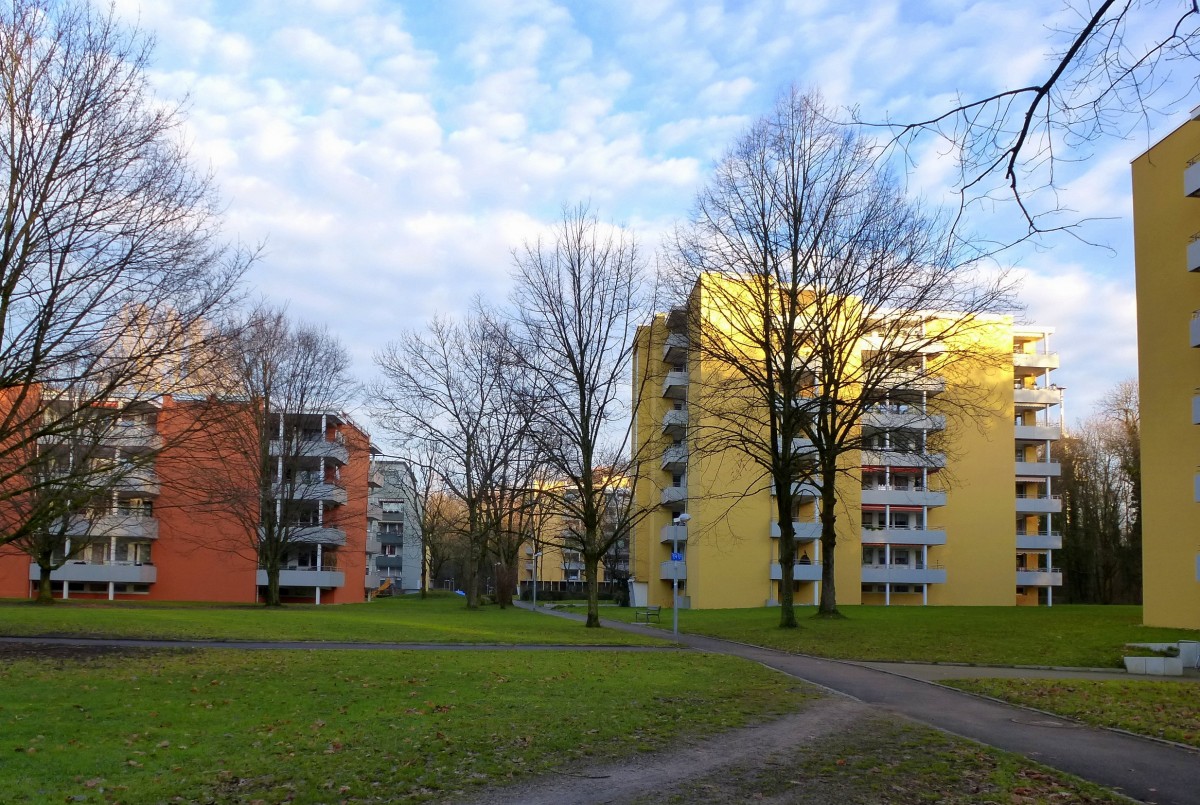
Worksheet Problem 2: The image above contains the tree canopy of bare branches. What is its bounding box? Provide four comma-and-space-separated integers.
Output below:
672, 89, 1016, 626
0, 0, 248, 590
510, 204, 653, 627
184, 308, 359, 607
373, 309, 541, 610
879, 1, 1199, 237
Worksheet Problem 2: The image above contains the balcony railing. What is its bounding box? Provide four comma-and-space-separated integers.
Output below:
769, 562, 822, 582
1015, 568, 1063, 587
1186, 155, 1200, 197
1012, 352, 1060, 370
1015, 460, 1062, 478
860, 563, 947, 585
860, 487, 947, 508
770, 520, 822, 541
860, 449, 946, 469
662, 371, 688, 399
660, 485, 687, 506
659, 560, 685, 581
661, 444, 688, 472
660, 524, 688, 544
1013, 387, 1063, 406
1188, 234, 1200, 272
1192, 310, 1200, 349
1014, 493, 1062, 514
662, 332, 688, 363
1016, 531, 1063, 550
31, 560, 157, 584
257, 567, 345, 588
860, 526, 947, 546
661, 407, 688, 437
269, 438, 349, 465
1014, 423, 1061, 441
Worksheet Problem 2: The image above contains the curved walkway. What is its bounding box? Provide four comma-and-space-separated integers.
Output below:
528, 604, 1200, 805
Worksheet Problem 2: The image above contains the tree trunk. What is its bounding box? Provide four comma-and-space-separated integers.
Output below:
264, 562, 282, 607
584, 555, 601, 628
776, 489, 797, 629
36, 564, 54, 605
817, 480, 840, 617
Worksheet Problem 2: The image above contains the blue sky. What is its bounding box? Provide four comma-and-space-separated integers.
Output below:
114, 0, 1196, 434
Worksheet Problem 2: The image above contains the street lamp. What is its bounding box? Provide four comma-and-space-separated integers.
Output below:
671, 513, 691, 636
531, 551, 543, 609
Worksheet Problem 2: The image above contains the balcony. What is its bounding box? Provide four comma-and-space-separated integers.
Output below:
104, 423, 162, 452
890, 372, 945, 395
662, 370, 688, 399
1186, 156, 1200, 197
770, 562, 822, 582
861, 449, 946, 470
861, 526, 947, 546
660, 485, 687, 506
772, 479, 821, 500
770, 521, 822, 541
116, 470, 161, 497
1013, 387, 1063, 406
92, 513, 159, 540
661, 407, 688, 438
375, 555, 404, 570
862, 409, 946, 432
1012, 352, 1060, 371
660, 524, 689, 544
1015, 494, 1062, 514
860, 487, 947, 508
368, 470, 384, 489
270, 438, 349, 465
1014, 423, 1061, 441
1015, 460, 1061, 477
366, 502, 382, 521
662, 332, 688, 363
661, 444, 688, 473
562, 561, 585, 572
257, 568, 345, 588
1016, 569, 1063, 587
1016, 531, 1063, 550
1189, 235, 1200, 272
1192, 311, 1200, 348
285, 525, 348, 546
1193, 391, 1200, 425
32, 561, 157, 584
660, 560, 686, 581
861, 563, 947, 585
276, 482, 348, 505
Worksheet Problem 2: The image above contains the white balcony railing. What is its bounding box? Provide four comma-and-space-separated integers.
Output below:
860, 526, 947, 546
1016, 569, 1063, 587
769, 562, 822, 582
770, 521, 822, 541
1014, 423, 1061, 441
860, 563, 947, 585
31, 561, 157, 584
860, 487, 947, 508
1186, 156, 1200, 197
1192, 310, 1200, 348
1015, 494, 1063, 514
662, 371, 688, 399
1015, 460, 1062, 478
661, 444, 688, 472
1016, 531, 1063, 550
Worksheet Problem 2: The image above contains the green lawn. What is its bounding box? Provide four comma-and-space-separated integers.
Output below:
944, 678, 1200, 748
603, 604, 1198, 667
0, 594, 662, 645
0, 647, 811, 803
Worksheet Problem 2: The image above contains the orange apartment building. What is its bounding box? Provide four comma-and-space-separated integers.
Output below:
0, 394, 372, 604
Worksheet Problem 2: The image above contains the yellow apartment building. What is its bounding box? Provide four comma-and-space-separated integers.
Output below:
629, 278, 1064, 610
1132, 108, 1200, 630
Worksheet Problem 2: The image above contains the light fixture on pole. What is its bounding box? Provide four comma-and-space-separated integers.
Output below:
532, 551, 543, 609
671, 513, 691, 636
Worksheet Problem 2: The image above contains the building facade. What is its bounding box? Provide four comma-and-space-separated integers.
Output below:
629, 283, 1064, 610
366, 459, 424, 595
0, 396, 372, 604
1132, 109, 1200, 630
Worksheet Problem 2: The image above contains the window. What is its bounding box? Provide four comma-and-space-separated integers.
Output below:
380, 522, 403, 536
671, 474, 683, 488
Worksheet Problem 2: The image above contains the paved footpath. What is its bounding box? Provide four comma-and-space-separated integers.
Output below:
527, 605, 1200, 805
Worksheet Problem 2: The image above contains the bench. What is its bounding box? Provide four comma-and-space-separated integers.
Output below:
634, 605, 661, 623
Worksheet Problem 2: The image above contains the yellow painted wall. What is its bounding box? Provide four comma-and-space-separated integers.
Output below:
1133, 118, 1200, 630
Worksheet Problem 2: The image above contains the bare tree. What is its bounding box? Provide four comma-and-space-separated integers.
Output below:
183, 308, 359, 607
672, 89, 1016, 626
879, 2, 1199, 235
373, 309, 537, 610
0, 0, 247, 592
510, 204, 656, 628
1059, 380, 1141, 603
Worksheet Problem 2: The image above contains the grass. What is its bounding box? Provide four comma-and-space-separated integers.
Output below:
0, 593, 663, 646
602, 604, 1198, 667
943, 678, 1200, 748
0, 647, 812, 803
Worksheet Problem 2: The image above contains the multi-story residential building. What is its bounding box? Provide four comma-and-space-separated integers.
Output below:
629, 283, 1064, 610
0, 395, 372, 604
1132, 108, 1200, 630
366, 459, 424, 595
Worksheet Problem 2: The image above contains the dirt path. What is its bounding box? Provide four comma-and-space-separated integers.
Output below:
457, 697, 873, 805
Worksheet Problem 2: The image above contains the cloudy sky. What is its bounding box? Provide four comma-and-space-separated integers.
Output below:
112, 0, 1194, 439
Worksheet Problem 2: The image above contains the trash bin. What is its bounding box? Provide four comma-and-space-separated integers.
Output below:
1178, 640, 1199, 669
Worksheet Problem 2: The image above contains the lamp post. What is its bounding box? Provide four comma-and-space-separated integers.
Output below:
671, 513, 691, 636
532, 551, 542, 609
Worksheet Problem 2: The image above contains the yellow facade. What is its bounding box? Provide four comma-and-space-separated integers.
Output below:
630, 276, 1063, 610
1132, 112, 1200, 630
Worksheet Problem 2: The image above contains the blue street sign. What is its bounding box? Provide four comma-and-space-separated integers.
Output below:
670, 552, 683, 562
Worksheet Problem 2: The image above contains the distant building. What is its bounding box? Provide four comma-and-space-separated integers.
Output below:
367, 459, 424, 595
628, 276, 1064, 610
1132, 108, 1200, 630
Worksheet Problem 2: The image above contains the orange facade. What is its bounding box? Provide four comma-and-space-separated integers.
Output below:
0, 395, 371, 604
